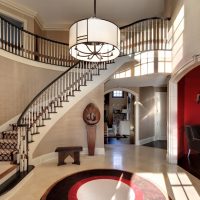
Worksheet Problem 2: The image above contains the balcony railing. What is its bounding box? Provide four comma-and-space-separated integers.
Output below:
120, 17, 171, 56
0, 16, 171, 67
0, 16, 76, 67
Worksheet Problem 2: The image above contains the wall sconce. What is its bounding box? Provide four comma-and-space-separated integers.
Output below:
196, 94, 200, 104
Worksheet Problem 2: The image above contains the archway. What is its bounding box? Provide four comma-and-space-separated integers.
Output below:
167, 58, 200, 164
104, 87, 139, 145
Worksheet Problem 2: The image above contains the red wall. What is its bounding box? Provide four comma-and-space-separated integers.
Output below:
178, 66, 200, 158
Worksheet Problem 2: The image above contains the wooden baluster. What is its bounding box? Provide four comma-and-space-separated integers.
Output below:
73, 69, 75, 91
151, 20, 154, 50
2, 20, 5, 49
5, 21, 8, 51
147, 20, 149, 51
13, 25, 16, 53
37, 37, 40, 61
70, 71, 73, 94
43, 39, 45, 62
50, 41, 53, 64
53, 41, 55, 64
16, 27, 19, 55
60, 44, 63, 66
66, 73, 69, 98
166, 20, 169, 49
24, 32, 27, 58
27, 33, 30, 59
156, 19, 158, 50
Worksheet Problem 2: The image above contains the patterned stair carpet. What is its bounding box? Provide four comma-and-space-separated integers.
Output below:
0, 130, 18, 161
41, 169, 171, 200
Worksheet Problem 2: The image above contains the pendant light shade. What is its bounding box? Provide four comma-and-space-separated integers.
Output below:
69, 1, 120, 62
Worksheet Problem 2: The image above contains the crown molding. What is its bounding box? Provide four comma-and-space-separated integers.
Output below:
0, 0, 70, 31
0, 0, 37, 18
42, 23, 69, 31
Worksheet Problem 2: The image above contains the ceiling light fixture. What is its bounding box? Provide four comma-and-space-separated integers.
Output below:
69, 0, 120, 62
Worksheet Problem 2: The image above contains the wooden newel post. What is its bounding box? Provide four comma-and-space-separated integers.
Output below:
83, 103, 100, 156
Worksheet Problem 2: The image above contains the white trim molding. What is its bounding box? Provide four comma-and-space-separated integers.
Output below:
0, 0, 68, 31
0, 0, 37, 18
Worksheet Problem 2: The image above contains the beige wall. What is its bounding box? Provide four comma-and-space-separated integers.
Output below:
33, 84, 104, 157
34, 20, 44, 37
164, 0, 178, 17
170, 0, 200, 71
44, 30, 69, 43
0, 55, 61, 125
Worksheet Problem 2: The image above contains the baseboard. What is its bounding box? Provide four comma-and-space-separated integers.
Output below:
139, 136, 155, 145
31, 147, 105, 166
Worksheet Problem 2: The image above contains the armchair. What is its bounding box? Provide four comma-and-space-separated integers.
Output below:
185, 125, 200, 157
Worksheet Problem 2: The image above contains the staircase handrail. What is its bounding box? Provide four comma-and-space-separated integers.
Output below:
120, 16, 171, 29
17, 61, 79, 126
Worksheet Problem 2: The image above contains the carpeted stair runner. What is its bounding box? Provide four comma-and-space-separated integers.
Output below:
0, 128, 18, 162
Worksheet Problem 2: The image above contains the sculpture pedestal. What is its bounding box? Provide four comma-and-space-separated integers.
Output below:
86, 125, 96, 156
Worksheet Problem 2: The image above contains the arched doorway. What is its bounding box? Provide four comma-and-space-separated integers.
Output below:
177, 65, 200, 178
168, 59, 200, 164
104, 88, 139, 145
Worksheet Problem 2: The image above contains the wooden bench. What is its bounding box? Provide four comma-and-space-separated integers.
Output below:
55, 146, 83, 166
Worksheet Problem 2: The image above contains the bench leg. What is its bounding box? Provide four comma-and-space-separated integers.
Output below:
58, 152, 68, 166
73, 152, 80, 165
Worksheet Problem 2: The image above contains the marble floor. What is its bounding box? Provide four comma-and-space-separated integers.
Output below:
2, 145, 200, 200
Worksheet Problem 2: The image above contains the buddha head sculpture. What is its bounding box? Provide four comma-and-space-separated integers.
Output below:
83, 103, 100, 125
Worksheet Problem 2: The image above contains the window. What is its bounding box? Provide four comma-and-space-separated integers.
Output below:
114, 69, 131, 79
168, 5, 184, 67
158, 50, 172, 73
134, 51, 154, 76
112, 90, 124, 98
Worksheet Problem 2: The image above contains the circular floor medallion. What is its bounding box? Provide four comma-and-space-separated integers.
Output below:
41, 169, 170, 200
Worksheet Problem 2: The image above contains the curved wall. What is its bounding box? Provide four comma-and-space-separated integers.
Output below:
0, 55, 61, 125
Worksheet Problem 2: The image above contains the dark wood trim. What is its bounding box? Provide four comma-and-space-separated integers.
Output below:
120, 17, 170, 29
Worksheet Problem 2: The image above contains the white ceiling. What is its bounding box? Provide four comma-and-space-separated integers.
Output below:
7, 0, 165, 29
